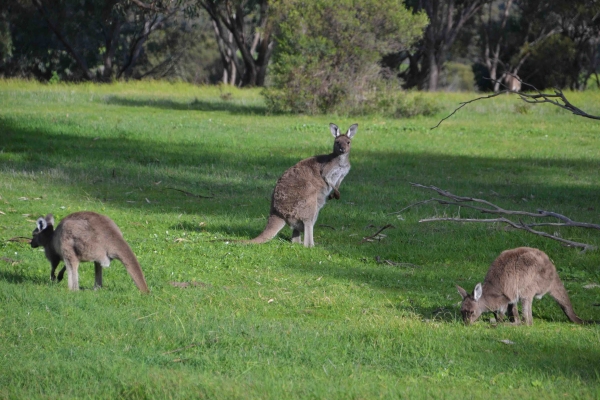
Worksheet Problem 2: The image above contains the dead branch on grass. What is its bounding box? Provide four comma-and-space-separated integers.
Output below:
164, 187, 213, 198
360, 224, 395, 243
375, 256, 421, 268
162, 343, 200, 355
396, 183, 598, 252
6, 236, 32, 243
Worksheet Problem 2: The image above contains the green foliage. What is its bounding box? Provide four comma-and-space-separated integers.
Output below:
135, 14, 221, 83
519, 34, 578, 89
439, 62, 475, 92
48, 71, 60, 85
337, 88, 441, 118
263, 0, 428, 114
1, 81, 600, 398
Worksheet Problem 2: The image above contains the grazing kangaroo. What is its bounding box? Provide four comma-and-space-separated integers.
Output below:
248, 123, 358, 248
30, 211, 149, 293
457, 247, 582, 325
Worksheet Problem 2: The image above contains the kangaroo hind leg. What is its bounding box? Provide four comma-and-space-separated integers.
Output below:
291, 229, 302, 244
94, 262, 103, 289
63, 255, 80, 291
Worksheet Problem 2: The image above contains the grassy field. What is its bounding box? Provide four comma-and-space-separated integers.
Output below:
0, 79, 599, 399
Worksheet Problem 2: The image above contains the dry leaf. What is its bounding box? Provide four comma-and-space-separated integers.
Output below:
583, 283, 600, 289
268, 299, 274, 303
499, 339, 515, 345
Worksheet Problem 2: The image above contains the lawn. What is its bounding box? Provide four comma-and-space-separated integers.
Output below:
0, 80, 599, 399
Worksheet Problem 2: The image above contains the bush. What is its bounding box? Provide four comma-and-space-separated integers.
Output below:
440, 62, 475, 92
263, 0, 428, 115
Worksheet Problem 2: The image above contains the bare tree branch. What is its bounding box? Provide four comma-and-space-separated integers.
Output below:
396, 183, 599, 252
433, 75, 600, 129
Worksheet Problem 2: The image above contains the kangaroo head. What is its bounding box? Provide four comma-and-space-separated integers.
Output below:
31, 214, 55, 248
330, 123, 358, 156
456, 283, 484, 325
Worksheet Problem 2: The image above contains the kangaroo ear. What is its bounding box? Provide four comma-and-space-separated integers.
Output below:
456, 285, 468, 300
45, 213, 55, 227
329, 123, 340, 138
36, 217, 48, 231
473, 283, 483, 301
346, 123, 358, 138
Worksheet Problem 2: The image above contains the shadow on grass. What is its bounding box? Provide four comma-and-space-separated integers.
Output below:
104, 96, 268, 115
2, 115, 600, 290
0, 270, 49, 285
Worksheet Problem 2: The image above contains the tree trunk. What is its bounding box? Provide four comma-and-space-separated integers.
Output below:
102, 18, 122, 82
32, 0, 94, 80
427, 49, 439, 91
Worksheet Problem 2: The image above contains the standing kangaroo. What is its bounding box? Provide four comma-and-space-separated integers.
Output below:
457, 247, 582, 325
248, 123, 358, 248
31, 211, 149, 293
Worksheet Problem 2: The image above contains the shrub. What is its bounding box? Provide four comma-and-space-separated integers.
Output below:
263, 0, 428, 115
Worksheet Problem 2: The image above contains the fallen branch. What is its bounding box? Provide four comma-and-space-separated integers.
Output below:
375, 256, 421, 268
162, 343, 200, 355
164, 187, 213, 198
317, 224, 336, 230
432, 77, 600, 129
6, 236, 32, 243
397, 183, 598, 252
361, 224, 395, 244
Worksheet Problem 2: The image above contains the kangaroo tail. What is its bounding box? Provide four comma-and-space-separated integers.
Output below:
246, 214, 286, 244
116, 244, 150, 293
550, 279, 582, 324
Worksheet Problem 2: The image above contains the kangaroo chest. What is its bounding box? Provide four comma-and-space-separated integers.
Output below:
322, 159, 350, 187
327, 164, 350, 181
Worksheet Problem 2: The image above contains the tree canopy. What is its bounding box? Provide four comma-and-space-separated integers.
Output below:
0, 0, 598, 109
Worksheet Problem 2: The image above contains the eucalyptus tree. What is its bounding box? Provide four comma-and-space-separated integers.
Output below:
195, 0, 273, 86
17, 0, 179, 81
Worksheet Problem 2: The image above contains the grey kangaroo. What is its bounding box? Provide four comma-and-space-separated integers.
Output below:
31, 211, 149, 293
248, 123, 358, 247
457, 247, 582, 325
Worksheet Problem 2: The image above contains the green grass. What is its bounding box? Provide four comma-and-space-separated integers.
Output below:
1, 79, 599, 399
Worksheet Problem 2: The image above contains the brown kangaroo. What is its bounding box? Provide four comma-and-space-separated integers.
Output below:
457, 247, 582, 325
248, 123, 358, 247
31, 211, 149, 293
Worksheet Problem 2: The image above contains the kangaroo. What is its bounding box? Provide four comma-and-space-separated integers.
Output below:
457, 247, 582, 325
248, 123, 358, 248
30, 211, 149, 293
503, 73, 522, 92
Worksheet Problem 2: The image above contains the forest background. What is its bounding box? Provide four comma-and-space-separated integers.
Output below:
2, 0, 599, 114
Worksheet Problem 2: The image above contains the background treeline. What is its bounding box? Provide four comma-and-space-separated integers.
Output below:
1, 0, 599, 113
